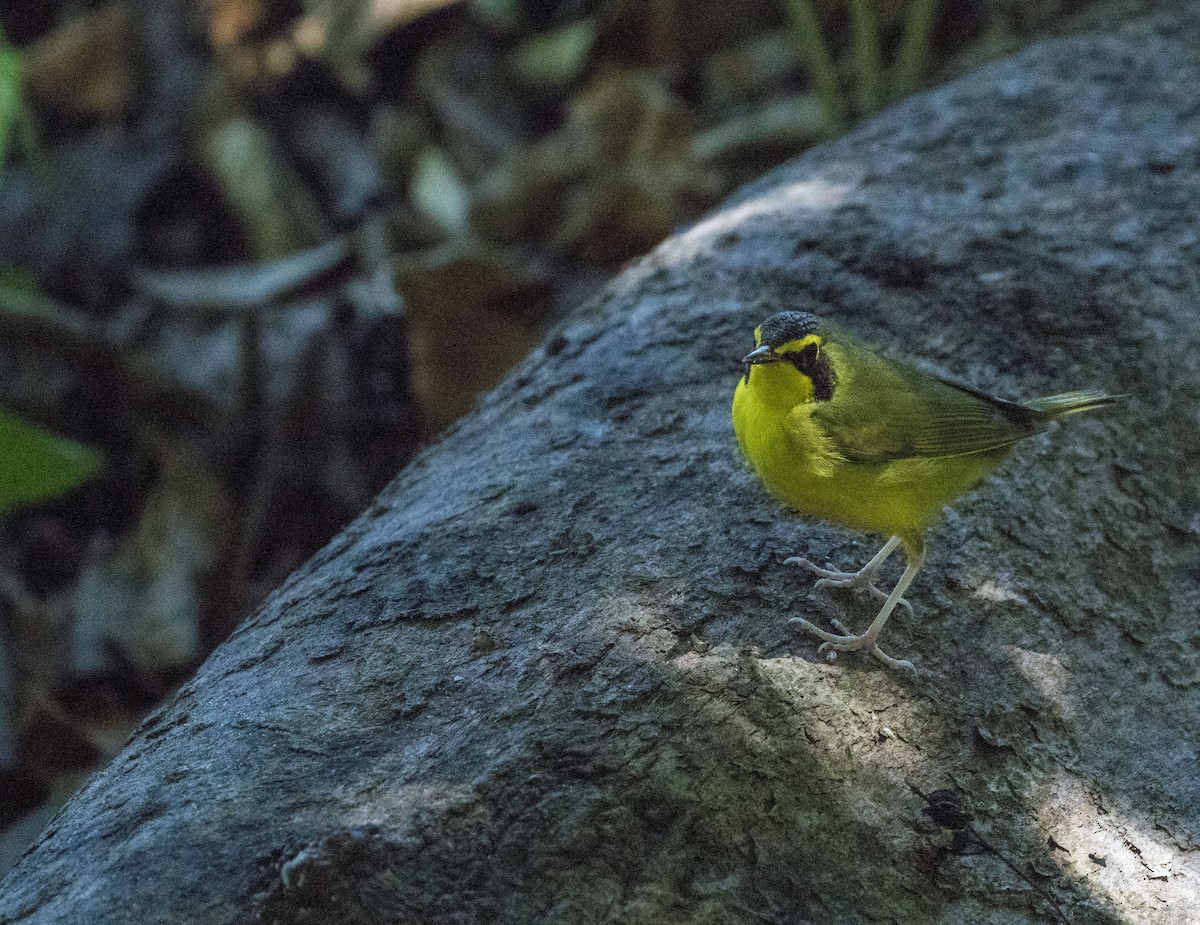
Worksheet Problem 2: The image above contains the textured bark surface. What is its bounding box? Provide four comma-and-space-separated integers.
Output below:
4, 8, 1200, 925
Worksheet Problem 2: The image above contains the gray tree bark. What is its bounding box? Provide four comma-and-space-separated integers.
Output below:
4, 6, 1200, 924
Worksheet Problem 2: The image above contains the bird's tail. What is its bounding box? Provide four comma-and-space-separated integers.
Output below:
1024, 390, 1124, 418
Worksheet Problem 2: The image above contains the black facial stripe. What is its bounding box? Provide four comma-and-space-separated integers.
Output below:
784, 343, 835, 401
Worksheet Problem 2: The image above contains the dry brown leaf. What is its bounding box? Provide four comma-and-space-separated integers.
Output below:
22, 1, 135, 122
206, 0, 275, 50
474, 69, 725, 265
292, 0, 464, 86
397, 243, 548, 430
70, 436, 232, 675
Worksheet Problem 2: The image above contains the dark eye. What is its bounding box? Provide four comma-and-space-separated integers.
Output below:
784, 343, 835, 401
786, 343, 818, 374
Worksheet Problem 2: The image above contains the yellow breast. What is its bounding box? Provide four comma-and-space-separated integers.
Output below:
732, 368, 1000, 542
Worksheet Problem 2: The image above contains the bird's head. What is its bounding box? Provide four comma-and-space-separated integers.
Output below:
741, 311, 835, 401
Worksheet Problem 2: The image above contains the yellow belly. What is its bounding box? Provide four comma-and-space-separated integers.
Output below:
732, 378, 1004, 542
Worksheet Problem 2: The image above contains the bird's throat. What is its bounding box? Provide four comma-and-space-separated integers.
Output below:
747, 361, 816, 408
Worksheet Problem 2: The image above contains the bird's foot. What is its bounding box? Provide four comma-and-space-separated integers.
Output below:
784, 556, 913, 616
789, 617, 917, 675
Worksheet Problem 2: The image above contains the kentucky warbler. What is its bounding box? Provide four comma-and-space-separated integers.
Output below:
732, 310, 1118, 672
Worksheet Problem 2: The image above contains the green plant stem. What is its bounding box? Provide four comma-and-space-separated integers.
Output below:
785, 0, 848, 133
848, 0, 884, 115
893, 0, 939, 98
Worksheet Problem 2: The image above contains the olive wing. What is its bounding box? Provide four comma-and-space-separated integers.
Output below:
808, 343, 1042, 464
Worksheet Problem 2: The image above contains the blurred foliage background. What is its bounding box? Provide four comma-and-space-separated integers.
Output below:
0, 0, 1095, 874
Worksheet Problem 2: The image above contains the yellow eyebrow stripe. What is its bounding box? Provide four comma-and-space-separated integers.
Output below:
775, 334, 821, 354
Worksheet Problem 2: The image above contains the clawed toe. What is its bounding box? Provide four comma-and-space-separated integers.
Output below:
868, 584, 913, 615
784, 537, 923, 673
798, 566, 912, 615
784, 556, 848, 582
789, 617, 916, 675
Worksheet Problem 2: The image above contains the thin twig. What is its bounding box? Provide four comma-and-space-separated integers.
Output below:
131, 236, 353, 316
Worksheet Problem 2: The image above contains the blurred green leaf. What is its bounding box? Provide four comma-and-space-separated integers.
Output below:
411, 146, 472, 237
471, 0, 520, 31
0, 44, 20, 187
0, 264, 44, 317
0, 21, 47, 185
511, 20, 597, 88
0, 406, 103, 516
205, 118, 311, 260
693, 94, 829, 165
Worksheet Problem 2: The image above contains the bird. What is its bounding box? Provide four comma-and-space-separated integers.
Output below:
731, 309, 1118, 672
